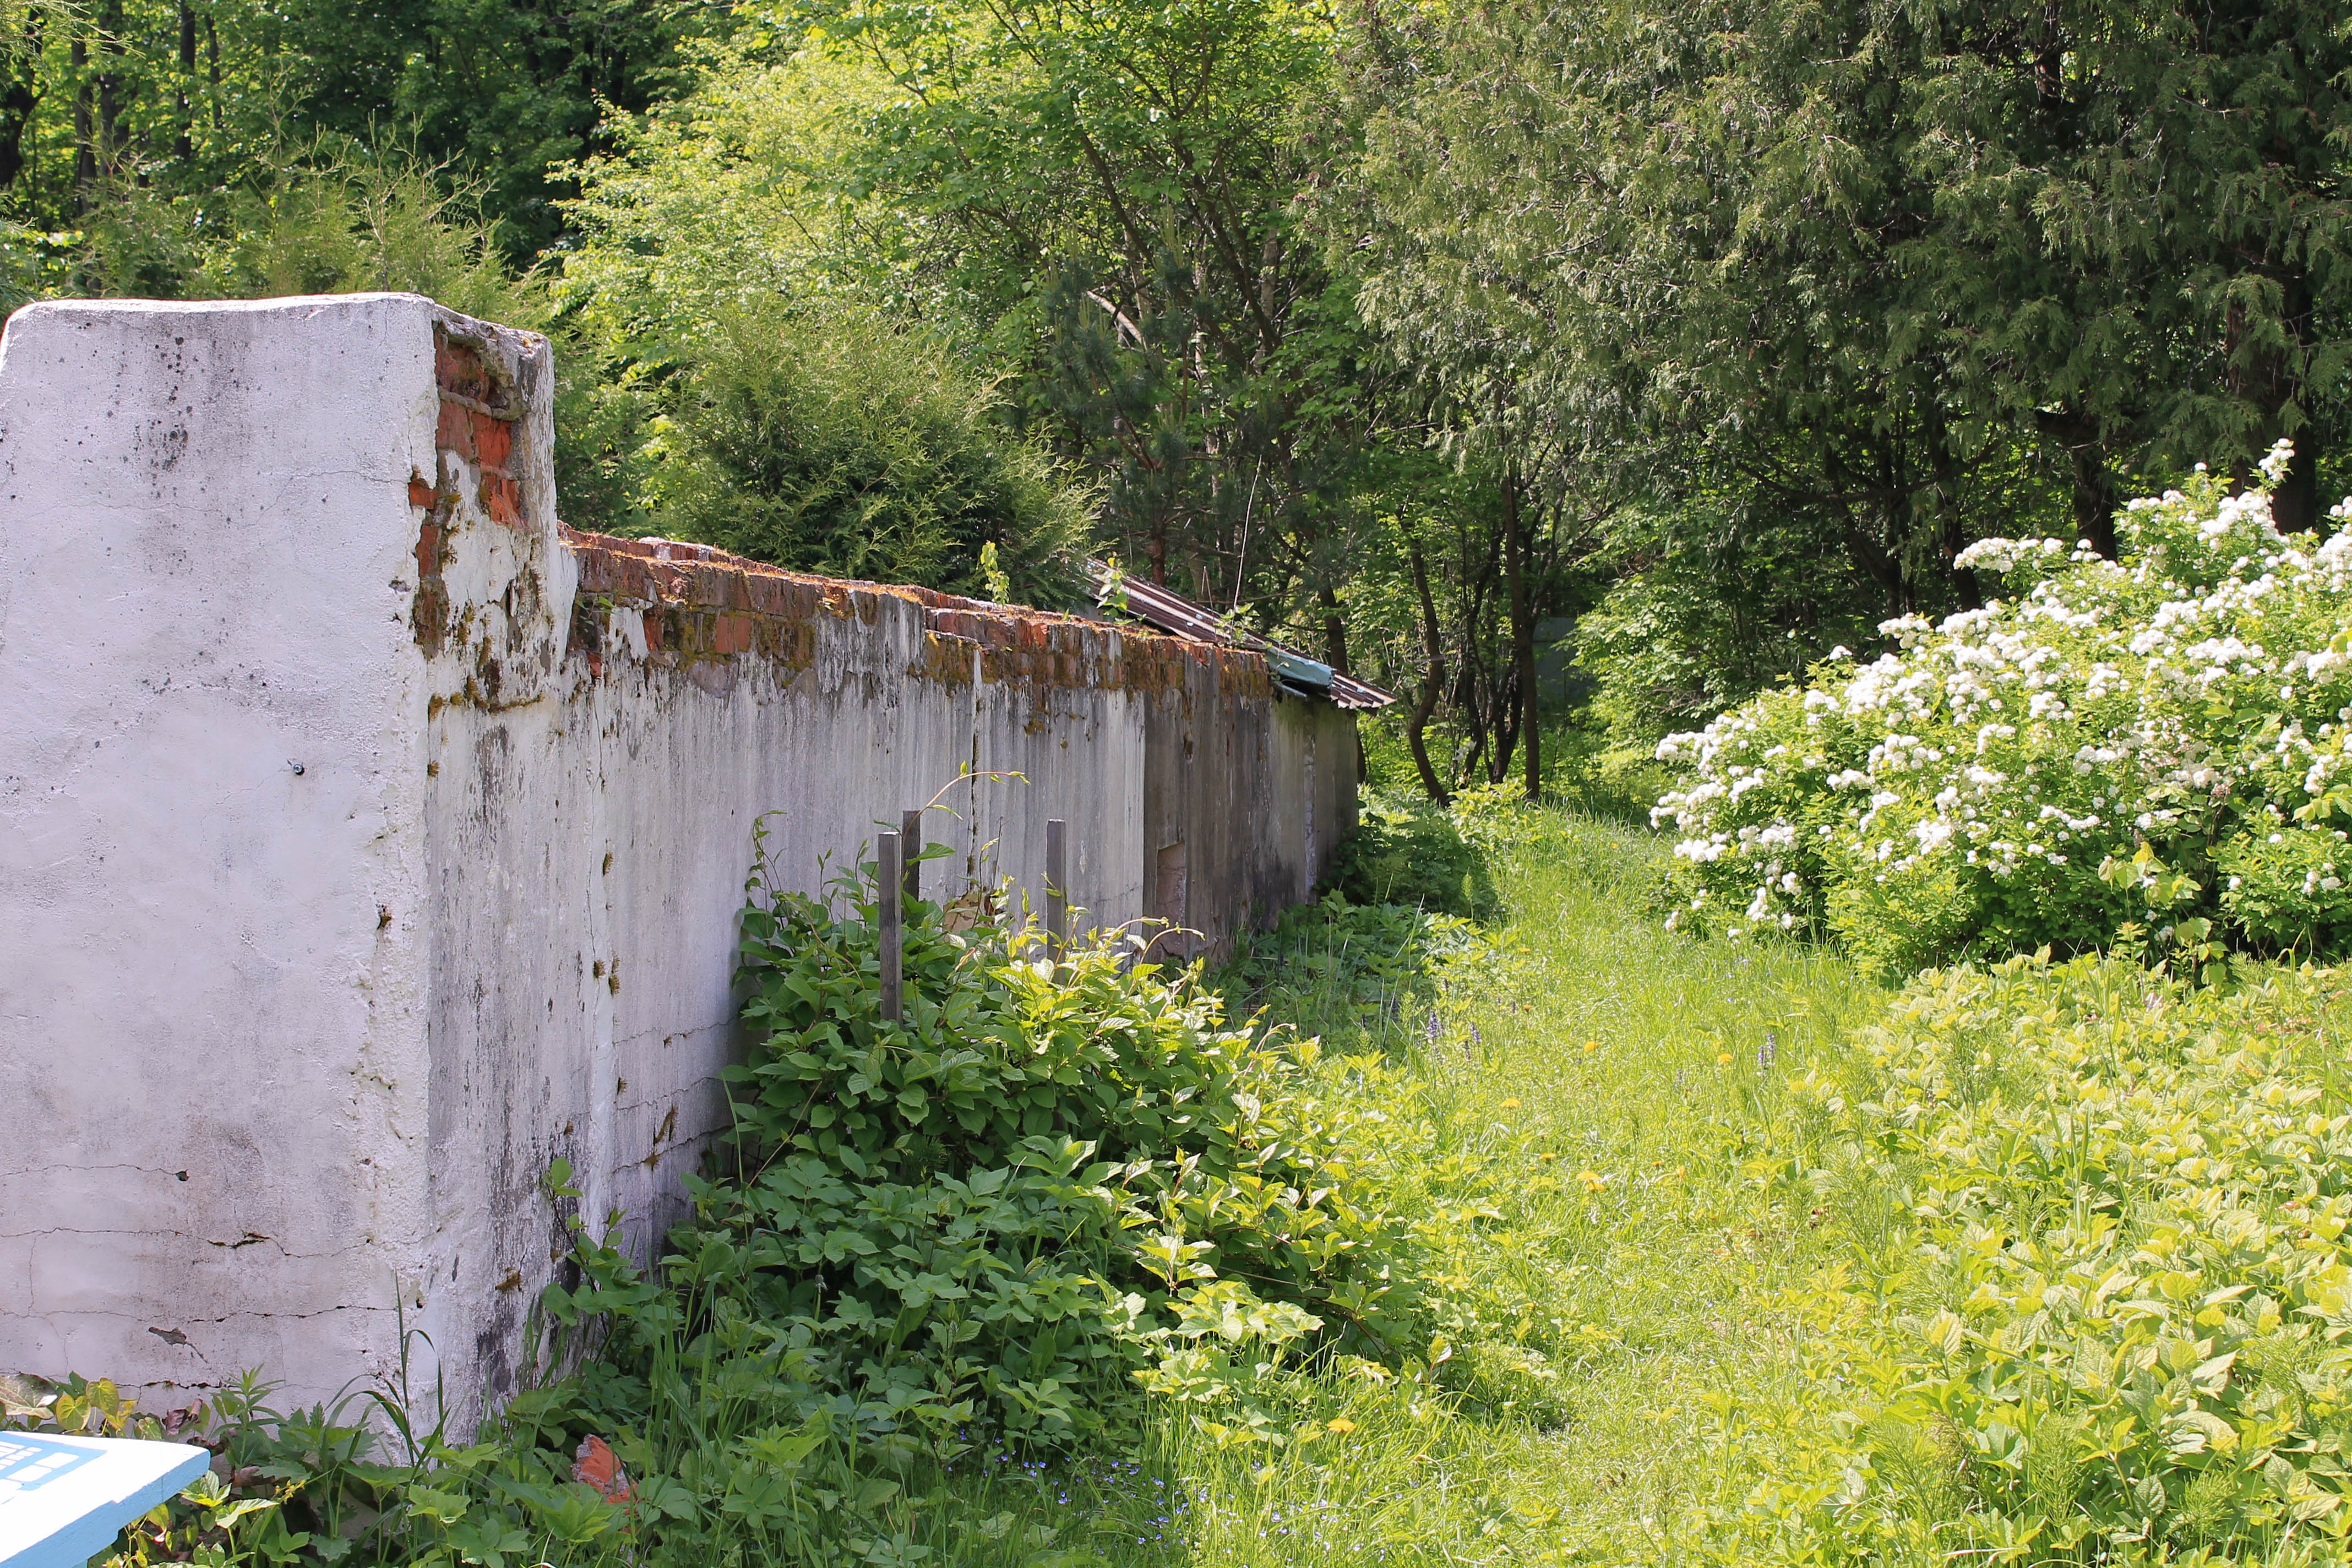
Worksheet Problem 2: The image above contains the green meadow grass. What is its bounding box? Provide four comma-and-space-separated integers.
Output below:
1119, 810, 2352, 1568
883, 810, 1887, 1566
1124, 811, 1887, 1566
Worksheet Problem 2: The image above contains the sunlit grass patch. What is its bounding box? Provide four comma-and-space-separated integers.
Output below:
1151, 809, 1890, 1564
68, 804, 2352, 1566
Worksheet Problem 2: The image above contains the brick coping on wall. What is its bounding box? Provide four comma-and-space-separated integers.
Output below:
560, 526, 1273, 700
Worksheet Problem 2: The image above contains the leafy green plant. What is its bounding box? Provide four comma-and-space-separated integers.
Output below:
1222, 892, 1497, 1057
1688, 953, 2352, 1564
639, 833, 1411, 1452
1325, 791, 1502, 919
1654, 451, 2352, 973
5, 1360, 643, 1568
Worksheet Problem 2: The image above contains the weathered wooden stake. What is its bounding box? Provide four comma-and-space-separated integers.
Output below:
1046, 818, 1068, 959
878, 830, 902, 1022
901, 808, 923, 904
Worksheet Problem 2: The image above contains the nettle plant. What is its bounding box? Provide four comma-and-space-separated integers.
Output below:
1653, 443, 2352, 975
641, 829, 1410, 1452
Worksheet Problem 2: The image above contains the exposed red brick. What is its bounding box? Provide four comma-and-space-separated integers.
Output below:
482, 472, 522, 528
471, 411, 512, 470
688, 564, 729, 608
433, 326, 498, 406
434, 335, 478, 392
415, 520, 440, 580
437, 398, 474, 461
409, 477, 437, 509
745, 575, 791, 617
553, 524, 1267, 696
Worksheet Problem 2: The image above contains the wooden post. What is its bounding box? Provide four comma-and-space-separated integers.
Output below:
1046, 818, 1067, 959
878, 830, 902, 1022
901, 808, 923, 904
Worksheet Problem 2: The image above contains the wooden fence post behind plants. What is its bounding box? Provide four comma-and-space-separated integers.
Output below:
878, 830, 902, 1022
1046, 819, 1068, 959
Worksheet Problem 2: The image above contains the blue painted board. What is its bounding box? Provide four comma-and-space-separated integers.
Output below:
0, 1433, 211, 1568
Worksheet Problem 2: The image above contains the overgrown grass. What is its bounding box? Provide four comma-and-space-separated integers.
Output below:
1164, 813, 2352, 1566
713, 806, 1883, 1564
46, 806, 2352, 1564
1136, 810, 1887, 1565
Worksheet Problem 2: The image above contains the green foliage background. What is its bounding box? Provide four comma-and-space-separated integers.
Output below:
6, 0, 2352, 1562
8, 0, 2345, 755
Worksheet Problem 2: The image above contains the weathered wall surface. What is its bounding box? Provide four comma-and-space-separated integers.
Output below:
0, 296, 452, 1418
0, 294, 1356, 1432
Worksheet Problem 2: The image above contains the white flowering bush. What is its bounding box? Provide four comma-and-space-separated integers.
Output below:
1652, 444, 2352, 976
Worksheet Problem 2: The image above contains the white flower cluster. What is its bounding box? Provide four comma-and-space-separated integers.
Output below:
1651, 457, 2352, 972
1952, 536, 2067, 574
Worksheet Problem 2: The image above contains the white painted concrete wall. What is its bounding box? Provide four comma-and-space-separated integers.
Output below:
0, 295, 1353, 1434
0, 296, 448, 1416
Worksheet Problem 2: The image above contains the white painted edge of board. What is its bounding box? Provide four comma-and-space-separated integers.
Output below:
0, 1433, 212, 1568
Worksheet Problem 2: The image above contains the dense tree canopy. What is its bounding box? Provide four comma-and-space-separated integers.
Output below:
0, 0, 693, 258
2, 0, 2345, 801
1342, 0, 2352, 602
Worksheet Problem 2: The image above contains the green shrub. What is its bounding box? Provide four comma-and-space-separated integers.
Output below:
1653, 447, 2352, 973
4, 1352, 857, 1568
1539, 718, 1679, 824
1327, 791, 1502, 919
1222, 892, 1499, 1057
1574, 501, 1886, 750
1699, 954, 2352, 1564
644, 307, 1091, 603
655, 836, 1408, 1448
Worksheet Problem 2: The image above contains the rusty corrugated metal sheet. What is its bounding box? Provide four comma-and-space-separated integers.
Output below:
1082, 560, 1397, 710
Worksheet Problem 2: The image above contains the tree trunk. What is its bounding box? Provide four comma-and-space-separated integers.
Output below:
0, 8, 42, 190
72, 29, 92, 210
1824, 441, 1905, 614
1457, 660, 1488, 787
2228, 274, 2320, 532
1317, 582, 1348, 674
1405, 545, 1449, 805
1924, 405, 1984, 610
96, 0, 123, 179
205, 12, 221, 129
2036, 410, 2120, 558
176, 0, 195, 163
2277, 444, 2320, 535
1490, 664, 1520, 785
1453, 516, 1501, 789
1314, 581, 1365, 782
1503, 461, 1539, 802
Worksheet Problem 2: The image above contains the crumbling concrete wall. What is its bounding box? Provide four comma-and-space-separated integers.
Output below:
0, 294, 1356, 1433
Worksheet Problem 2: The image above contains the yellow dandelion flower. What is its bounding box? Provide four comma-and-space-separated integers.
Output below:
1539, 1152, 1558, 1162
1327, 1417, 1357, 1433
1579, 1170, 1607, 1193
1583, 1041, 1599, 1053
1716, 1051, 1734, 1066
1500, 1098, 1522, 1109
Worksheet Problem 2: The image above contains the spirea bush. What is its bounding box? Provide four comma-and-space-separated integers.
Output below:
1652, 444, 2352, 975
